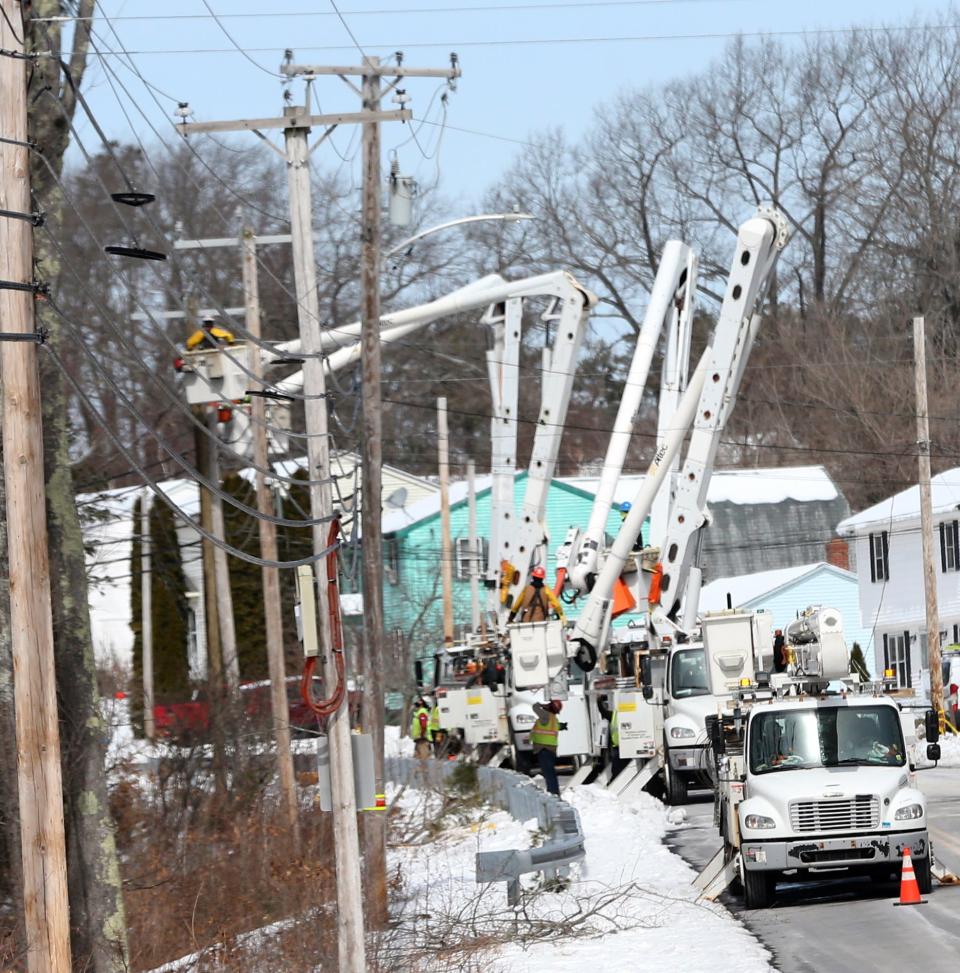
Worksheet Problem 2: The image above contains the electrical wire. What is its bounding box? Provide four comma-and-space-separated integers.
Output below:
199, 0, 285, 78
45, 343, 339, 567
43, 23, 960, 56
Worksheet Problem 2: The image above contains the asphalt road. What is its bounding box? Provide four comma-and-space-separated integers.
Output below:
666, 768, 960, 973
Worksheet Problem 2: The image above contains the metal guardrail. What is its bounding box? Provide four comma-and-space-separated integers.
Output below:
385, 756, 586, 904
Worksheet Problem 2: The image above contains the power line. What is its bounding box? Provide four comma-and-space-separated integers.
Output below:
42, 23, 960, 56
199, 0, 284, 78
37, 1, 757, 23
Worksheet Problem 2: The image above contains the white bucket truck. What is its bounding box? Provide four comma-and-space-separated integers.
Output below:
697, 606, 941, 909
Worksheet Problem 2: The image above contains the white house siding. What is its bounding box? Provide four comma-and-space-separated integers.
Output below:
850, 522, 960, 686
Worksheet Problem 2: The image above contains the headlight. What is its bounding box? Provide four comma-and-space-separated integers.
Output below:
513, 714, 535, 726
744, 814, 776, 830
894, 803, 924, 821
670, 726, 696, 739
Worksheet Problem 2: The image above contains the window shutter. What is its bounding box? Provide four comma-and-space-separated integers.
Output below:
882, 634, 889, 672
941, 522, 948, 572
954, 521, 960, 571
869, 534, 877, 583
904, 630, 912, 688
882, 532, 890, 580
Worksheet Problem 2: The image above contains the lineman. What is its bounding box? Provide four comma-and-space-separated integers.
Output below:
508, 566, 566, 624
429, 700, 447, 758
531, 699, 563, 796
410, 697, 432, 759
186, 314, 236, 351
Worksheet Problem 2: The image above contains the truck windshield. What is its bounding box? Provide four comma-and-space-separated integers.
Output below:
670, 648, 710, 699
749, 705, 906, 774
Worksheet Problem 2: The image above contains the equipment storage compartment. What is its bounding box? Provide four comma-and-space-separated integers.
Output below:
702, 610, 756, 695
509, 620, 566, 690
613, 689, 657, 758
463, 687, 501, 744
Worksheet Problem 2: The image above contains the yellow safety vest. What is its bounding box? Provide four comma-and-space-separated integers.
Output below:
411, 707, 432, 741
610, 710, 619, 748
429, 706, 441, 733
530, 712, 559, 750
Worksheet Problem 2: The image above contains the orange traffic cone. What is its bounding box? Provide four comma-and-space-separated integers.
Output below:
893, 848, 927, 906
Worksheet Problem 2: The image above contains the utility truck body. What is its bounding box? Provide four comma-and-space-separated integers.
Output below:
699, 605, 940, 909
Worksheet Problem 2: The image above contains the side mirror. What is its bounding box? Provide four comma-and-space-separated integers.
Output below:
927, 743, 941, 762
639, 655, 653, 699
706, 714, 725, 755
924, 709, 940, 744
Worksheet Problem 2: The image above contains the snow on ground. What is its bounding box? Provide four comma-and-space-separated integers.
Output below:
390, 779, 774, 973
937, 733, 960, 768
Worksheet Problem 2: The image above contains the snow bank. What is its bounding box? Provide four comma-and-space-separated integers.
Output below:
385, 723, 413, 758
389, 779, 773, 973
937, 733, 960, 768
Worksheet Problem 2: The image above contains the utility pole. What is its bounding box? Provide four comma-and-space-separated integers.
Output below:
141, 490, 155, 740
467, 459, 481, 632
174, 228, 299, 838
206, 410, 240, 695
914, 316, 944, 718
192, 403, 228, 797
438, 397, 455, 645
279, 54, 460, 925
0, 1, 72, 967
241, 227, 301, 846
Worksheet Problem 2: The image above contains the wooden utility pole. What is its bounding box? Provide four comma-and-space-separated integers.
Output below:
467, 459, 481, 632
280, 55, 459, 926
206, 410, 240, 695
140, 490, 155, 740
913, 316, 944, 717
438, 397, 455, 645
0, 1, 72, 967
241, 226, 301, 846
193, 405, 228, 796
358, 55, 390, 925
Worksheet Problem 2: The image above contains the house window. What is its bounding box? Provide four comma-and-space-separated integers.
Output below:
868, 531, 889, 583
455, 537, 489, 580
384, 536, 401, 585
883, 631, 912, 688
940, 520, 960, 572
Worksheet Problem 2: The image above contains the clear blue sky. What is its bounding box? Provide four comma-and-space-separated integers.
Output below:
76, 1, 955, 208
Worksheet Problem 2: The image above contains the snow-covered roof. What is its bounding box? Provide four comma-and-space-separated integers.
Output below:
698, 562, 847, 614
382, 475, 494, 534
837, 467, 960, 534
558, 465, 839, 508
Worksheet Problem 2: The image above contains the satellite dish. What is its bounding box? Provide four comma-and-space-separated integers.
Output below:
385, 487, 408, 509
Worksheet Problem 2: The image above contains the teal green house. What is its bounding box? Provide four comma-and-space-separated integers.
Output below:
380, 473, 625, 654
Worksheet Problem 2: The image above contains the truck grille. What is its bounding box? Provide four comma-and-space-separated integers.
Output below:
789, 795, 879, 833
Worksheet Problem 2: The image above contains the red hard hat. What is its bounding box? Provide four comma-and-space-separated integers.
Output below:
531, 566, 546, 580
551, 700, 563, 713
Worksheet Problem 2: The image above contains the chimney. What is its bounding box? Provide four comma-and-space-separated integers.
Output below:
825, 537, 849, 571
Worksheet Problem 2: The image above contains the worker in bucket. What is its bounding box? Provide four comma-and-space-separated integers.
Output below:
508, 566, 566, 624
531, 699, 564, 796
186, 314, 236, 351
410, 697, 433, 759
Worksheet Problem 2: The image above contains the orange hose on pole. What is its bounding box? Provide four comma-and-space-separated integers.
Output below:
301, 518, 347, 717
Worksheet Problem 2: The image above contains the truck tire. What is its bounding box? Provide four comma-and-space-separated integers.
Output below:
742, 866, 775, 910
514, 748, 536, 775
663, 741, 689, 805
915, 855, 933, 895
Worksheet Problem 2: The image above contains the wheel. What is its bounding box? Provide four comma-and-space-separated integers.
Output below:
742, 864, 775, 909
663, 741, 689, 805
915, 855, 933, 895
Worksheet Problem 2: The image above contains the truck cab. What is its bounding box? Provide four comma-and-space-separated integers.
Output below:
717, 693, 934, 908
662, 641, 715, 803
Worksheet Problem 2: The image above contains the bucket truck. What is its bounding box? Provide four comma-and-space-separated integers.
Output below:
562, 208, 790, 799
695, 606, 941, 909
